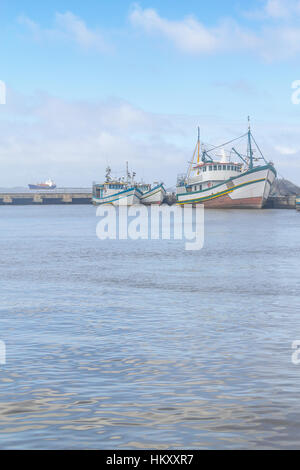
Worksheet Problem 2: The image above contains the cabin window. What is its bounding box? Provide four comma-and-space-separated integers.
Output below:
209, 166, 213, 171
218, 165, 221, 171
223, 165, 226, 170
227, 165, 231, 170
214, 165, 217, 171
200, 184, 202, 191
203, 166, 206, 172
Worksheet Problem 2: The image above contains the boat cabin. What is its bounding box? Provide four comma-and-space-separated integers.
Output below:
184, 161, 243, 192
93, 181, 127, 199
138, 183, 151, 193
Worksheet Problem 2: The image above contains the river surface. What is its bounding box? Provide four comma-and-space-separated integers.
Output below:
0, 205, 299, 449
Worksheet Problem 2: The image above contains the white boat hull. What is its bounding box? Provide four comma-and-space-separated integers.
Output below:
177, 165, 276, 209
140, 185, 166, 205
93, 187, 142, 206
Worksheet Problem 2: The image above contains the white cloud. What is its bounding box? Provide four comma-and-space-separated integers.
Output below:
129, 4, 300, 61
265, 0, 291, 18
274, 145, 298, 155
130, 6, 218, 53
264, 0, 300, 19
18, 11, 110, 53
1, 89, 300, 187
0, 90, 192, 187
129, 5, 259, 55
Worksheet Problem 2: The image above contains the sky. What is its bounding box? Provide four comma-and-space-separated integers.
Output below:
1, 0, 300, 187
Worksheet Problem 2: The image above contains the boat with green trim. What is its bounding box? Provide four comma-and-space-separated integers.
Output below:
93, 164, 166, 206
139, 183, 166, 205
177, 119, 276, 209
93, 164, 142, 206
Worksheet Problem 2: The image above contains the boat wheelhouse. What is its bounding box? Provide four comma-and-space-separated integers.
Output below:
181, 161, 244, 194
177, 119, 277, 209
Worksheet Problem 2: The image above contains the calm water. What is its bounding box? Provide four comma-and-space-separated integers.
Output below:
0, 205, 300, 450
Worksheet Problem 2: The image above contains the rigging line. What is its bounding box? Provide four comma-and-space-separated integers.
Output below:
250, 132, 268, 164
187, 143, 198, 179
202, 140, 240, 151
205, 133, 248, 153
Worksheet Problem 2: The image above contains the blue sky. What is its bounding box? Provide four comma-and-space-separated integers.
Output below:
1, 0, 300, 186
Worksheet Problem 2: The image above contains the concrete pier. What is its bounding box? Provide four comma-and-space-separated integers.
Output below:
0, 189, 92, 205
266, 195, 298, 209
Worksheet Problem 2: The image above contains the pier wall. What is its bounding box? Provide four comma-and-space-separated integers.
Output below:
266, 196, 297, 209
0, 192, 92, 205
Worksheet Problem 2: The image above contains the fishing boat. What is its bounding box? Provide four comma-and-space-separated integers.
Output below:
28, 178, 56, 190
296, 197, 300, 211
139, 182, 166, 205
177, 119, 277, 209
93, 164, 166, 206
93, 165, 142, 206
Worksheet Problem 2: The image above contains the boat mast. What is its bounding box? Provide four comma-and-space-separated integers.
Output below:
248, 116, 254, 170
197, 127, 201, 164
187, 128, 200, 181
197, 127, 201, 175
126, 161, 130, 184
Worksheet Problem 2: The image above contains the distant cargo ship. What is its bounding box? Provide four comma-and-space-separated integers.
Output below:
28, 179, 56, 190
